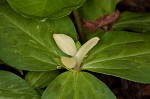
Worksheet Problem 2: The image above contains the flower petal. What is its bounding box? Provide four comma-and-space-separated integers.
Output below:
53, 34, 77, 56
74, 37, 100, 70
61, 56, 77, 68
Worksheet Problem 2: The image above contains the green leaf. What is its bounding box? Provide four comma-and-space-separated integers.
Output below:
0, 70, 40, 99
113, 12, 150, 33
86, 30, 105, 40
0, 59, 4, 64
25, 70, 60, 88
0, 4, 77, 71
7, 0, 86, 20
0, 0, 7, 5
41, 71, 116, 99
78, 0, 120, 20
82, 31, 150, 83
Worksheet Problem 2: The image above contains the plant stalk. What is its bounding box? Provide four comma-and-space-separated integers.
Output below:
73, 10, 85, 43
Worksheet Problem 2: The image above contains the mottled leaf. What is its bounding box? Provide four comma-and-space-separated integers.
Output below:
113, 12, 150, 33
0, 4, 77, 71
0, 70, 40, 99
7, 0, 85, 19
82, 31, 150, 83
25, 70, 59, 88
41, 71, 116, 99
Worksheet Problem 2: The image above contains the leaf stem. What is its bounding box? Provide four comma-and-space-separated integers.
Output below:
73, 10, 85, 43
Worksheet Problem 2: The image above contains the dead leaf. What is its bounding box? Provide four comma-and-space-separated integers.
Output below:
82, 20, 97, 32
142, 85, 150, 96
96, 10, 120, 28
82, 10, 120, 32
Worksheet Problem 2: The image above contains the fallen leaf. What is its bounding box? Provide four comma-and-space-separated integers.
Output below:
82, 10, 120, 32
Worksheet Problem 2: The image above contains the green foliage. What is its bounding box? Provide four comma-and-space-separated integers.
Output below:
113, 12, 150, 33
0, 4, 77, 71
83, 31, 150, 83
41, 71, 116, 99
0, 0, 7, 5
7, 0, 86, 19
0, 59, 4, 64
0, 0, 150, 99
78, 0, 120, 20
25, 70, 60, 88
0, 70, 40, 99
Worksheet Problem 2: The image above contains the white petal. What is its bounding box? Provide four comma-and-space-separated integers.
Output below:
61, 56, 77, 68
53, 34, 77, 56
74, 37, 100, 70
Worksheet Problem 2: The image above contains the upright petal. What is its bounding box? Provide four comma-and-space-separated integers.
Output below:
61, 56, 77, 69
74, 37, 100, 70
53, 34, 77, 56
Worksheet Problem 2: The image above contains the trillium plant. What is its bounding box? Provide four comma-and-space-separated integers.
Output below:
53, 34, 100, 70
0, 0, 150, 99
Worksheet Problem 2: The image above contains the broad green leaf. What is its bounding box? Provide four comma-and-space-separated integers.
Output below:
0, 59, 4, 64
78, 0, 120, 20
0, 0, 7, 5
7, 0, 85, 20
86, 30, 105, 40
0, 70, 40, 99
88, 67, 150, 84
113, 12, 150, 33
82, 31, 150, 83
41, 71, 116, 99
0, 4, 77, 71
25, 70, 59, 88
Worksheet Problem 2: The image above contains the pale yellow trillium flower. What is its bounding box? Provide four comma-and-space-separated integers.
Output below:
53, 34, 100, 70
